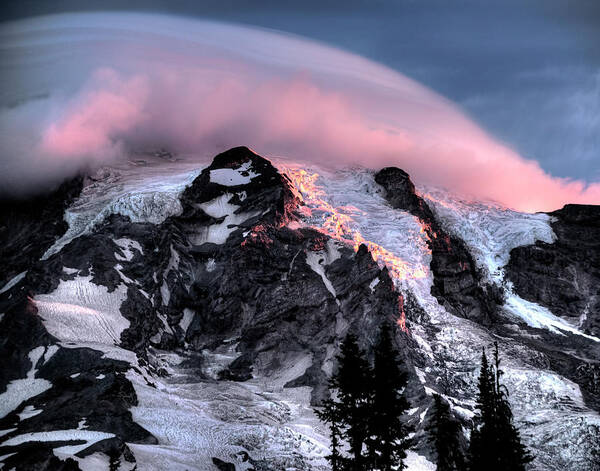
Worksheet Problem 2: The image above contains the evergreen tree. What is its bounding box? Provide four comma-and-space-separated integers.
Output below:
315, 397, 344, 471
316, 332, 372, 471
366, 322, 412, 471
491, 343, 533, 471
469, 348, 495, 470
469, 344, 533, 471
427, 394, 465, 471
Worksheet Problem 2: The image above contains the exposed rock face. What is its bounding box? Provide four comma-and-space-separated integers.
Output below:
375, 167, 600, 420
374, 167, 502, 324
0, 177, 84, 287
1, 149, 599, 470
0, 147, 414, 469
507, 204, 600, 336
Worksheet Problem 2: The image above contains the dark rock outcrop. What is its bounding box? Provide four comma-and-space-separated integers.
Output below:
212, 457, 236, 471
0, 147, 414, 468
507, 204, 600, 336
375, 167, 502, 324
0, 176, 84, 287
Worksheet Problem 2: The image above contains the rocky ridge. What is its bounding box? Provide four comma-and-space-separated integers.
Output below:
0, 148, 598, 470
507, 204, 600, 336
0, 148, 417, 470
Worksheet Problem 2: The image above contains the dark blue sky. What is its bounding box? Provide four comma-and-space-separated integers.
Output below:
2, 0, 599, 181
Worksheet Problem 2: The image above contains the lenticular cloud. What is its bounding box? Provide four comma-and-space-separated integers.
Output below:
0, 12, 598, 211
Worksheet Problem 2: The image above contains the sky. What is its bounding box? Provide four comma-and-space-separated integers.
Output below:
2, 0, 599, 183
0, 1, 598, 211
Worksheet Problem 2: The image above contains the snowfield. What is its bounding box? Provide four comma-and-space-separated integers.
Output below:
35, 276, 130, 347
420, 186, 556, 283
127, 353, 330, 471
43, 158, 203, 259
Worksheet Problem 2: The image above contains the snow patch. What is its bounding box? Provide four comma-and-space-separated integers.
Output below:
0, 346, 53, 419
369, 277, 380, 292
161, 281, 170, 306
306, 250, 338, 302
193, 193, 260, 245
0, 271, 26, 294
17, 405, 43, 421
1, 430, 114, 455
180, 308, 195, 333
35, 276, 130, 346
0, 452, 17, 467
114, 238, 143, 261
115, 264, 136, 284
405, 451, 436, 471
210, 161, 259, 186
504, 293, 600, 342
70, 452, 111, 471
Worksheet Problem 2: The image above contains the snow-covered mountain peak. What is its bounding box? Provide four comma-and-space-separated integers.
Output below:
1, 149, 598, 470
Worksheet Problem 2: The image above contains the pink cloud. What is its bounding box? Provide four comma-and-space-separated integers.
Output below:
2, 13, 599, 211
40, 69, 149, 161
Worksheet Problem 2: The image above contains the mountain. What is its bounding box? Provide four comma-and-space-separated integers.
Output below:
0, 146, 598, 471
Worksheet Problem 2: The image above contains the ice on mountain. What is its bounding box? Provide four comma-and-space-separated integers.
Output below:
210, 161, 259, 186
2, 430, 114, 455
0, 453, 17, 464
180, 308, 195, 333
278, 164, 436, 313
114, 238, 143, 261
127, 354, 329, 471
35, 276, 129, 346
161, 281, 170, 306
9, 157, 597, 470
69, 452, 111, 471
198, 193, 239, 218
17, 405, 43, 421
306, 250, 338, 301
505, 368, 585, 412
279, 162, 599, 470
115, 264, 136, 285
0, 346, 52, 419
369, 277, 380, 292
404, 451, 436, 471
420, 186, 555, 283
43, 161, 202, 259
160, 245, 180, 305
504, 293, 599, 342
0, 271, 26, 294
194, 193, 261, 245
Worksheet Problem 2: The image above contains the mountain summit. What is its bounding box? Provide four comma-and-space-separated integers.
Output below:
0, 148, 598, 470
